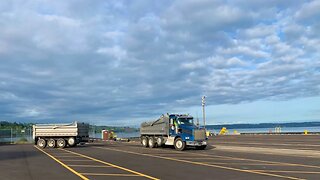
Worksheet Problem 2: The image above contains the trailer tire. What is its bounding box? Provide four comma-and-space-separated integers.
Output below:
57, 138, 66, 148
174, 138, 186, 151
148, 137, 156, 148
68, 137, 76, 147
47, 139, 56, 148
141, 136, 148, 147
37, 139, 46, 148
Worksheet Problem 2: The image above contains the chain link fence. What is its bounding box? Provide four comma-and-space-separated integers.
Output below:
0, 128, 33, 144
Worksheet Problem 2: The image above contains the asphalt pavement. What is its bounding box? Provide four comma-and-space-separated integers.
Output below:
1, 135, 319, 180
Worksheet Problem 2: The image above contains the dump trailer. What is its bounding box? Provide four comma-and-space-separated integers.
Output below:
33, 121, 89, 148
140, 114, 207, 151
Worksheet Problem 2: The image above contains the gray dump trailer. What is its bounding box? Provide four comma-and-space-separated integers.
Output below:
33, 121, 89, 148
140, 114, 207, 151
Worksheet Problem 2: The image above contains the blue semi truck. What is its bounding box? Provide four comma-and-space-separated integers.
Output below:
140, 113, 207, 151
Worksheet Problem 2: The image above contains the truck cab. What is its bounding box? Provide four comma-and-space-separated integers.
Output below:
168, 114, 207, 150
140, 113, 207, 151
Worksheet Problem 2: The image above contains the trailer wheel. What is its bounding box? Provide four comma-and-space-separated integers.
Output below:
174, 138, 186, 151
57, 138, 66, 148
47, 139, 56, 148
141, 136, 148, 147
148, 137, 156, 148
37, 139, 46, 148
68, 137, 76, 147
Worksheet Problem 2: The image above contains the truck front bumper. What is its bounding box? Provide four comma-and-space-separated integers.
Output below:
186, 140, 207, 146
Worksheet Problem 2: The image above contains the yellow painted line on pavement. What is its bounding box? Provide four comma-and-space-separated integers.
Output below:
212, 148, 320, 159
252, 170, 320, 174
34, 146, 89, 180
203, 162, 292, 166
129, 145, 320, 169
180, 157, 245, 160
148, 154, 199, 157
211, 154, 320, 169
145, 152, 186, 155
214, 141, 320, 147
61, 148, 159, 180
62, 160, 92, 162
54, 156, 84, 158
68, 165, 112, 168
81, 173, 140, 176
95, 147, 304, 180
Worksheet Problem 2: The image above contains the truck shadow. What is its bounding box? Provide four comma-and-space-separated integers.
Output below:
76, 142, 216, 151
186, 145, 216, 151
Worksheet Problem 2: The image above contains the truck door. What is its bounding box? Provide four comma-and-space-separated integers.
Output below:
170, 118, 178, 135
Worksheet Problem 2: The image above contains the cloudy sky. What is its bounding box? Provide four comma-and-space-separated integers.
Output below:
1, 0, 320, 126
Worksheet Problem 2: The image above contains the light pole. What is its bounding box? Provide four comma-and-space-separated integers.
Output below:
196, 112, 199, 127
202, 95, 206, 130
10, 128, 13, 144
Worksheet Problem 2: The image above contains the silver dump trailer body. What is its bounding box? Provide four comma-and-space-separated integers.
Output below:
33, 121, 89, 148
140, 115, 170, 136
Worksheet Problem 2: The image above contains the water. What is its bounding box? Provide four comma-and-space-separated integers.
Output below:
207, 126, 320, 134
93, 126, 320, 138
3, 126, 319, 142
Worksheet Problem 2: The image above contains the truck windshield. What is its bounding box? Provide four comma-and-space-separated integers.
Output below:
177, 118, 194, 126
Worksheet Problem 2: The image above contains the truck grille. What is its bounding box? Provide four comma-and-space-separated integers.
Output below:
194, 129, 206, 140
182, 129, 192, 135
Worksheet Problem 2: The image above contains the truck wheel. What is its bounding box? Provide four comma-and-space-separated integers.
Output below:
57, 138, 66, 148
156, 137, 163, 147
195, 145, 207, 150
174, 138, 186, 151
47, 139, 56, 148
141, 136, 148, 147
37, 139, 46, 148
148, 137, 156, 148
68, 137, 76, 147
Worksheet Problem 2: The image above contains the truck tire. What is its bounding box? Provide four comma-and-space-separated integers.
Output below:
174, 138, 186, 151
148, 137, 156, 148
47, 139, 56, 148
195, 145, 207, 150
68, 137, 76, 147
37, 139, 46, 148
57, 138, 66, 148
141, 136, 148, 147
156, 137, 164, 147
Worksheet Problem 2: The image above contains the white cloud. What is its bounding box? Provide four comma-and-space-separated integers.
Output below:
0, 0, 319, 125
241, 24, 275, 38
217, 46, 270, 59
96, 45, 127, 60
295, 0, 320, 21
20, 108, 42, 118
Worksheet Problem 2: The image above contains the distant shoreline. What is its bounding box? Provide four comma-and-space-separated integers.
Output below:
1, 121, 320, 132
205, 121, 320, 130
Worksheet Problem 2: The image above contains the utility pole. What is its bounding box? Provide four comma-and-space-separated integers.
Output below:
10, 128, 13, 144
196, 112, 199, 127
202, 95, 206, 130
93, 124, 96, 138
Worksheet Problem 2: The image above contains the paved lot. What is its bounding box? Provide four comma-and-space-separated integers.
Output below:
1, 135, 319, 180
